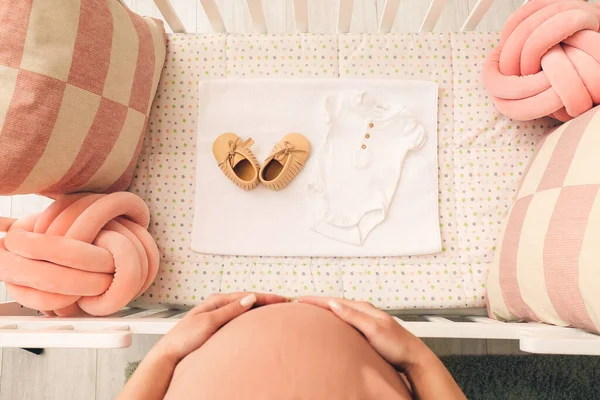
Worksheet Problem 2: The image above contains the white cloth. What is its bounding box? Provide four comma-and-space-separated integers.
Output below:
192, 79, 440, 257
310, 92, 425, 245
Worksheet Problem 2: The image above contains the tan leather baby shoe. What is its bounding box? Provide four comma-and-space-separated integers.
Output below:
213, 133, 260, 190
259, 133, 310, 190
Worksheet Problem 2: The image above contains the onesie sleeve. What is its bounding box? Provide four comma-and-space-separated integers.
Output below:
325, 94, 342, 126
408, 119, 426, 150
398, 108, 426, 150
324, 94, 343, 144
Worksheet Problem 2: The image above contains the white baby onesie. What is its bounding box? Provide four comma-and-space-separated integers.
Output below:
309, 91, 426, 246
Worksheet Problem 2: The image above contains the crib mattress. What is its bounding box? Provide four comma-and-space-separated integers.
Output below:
128, 32, 552, 310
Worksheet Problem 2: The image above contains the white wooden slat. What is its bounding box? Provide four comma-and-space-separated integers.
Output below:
422, 316, 454, 323
0, 196, 10, 218
337, 0, 354, 33
378, 0, 401, 33
352, 0, 379, 33
140, 309, 184, 319
169, 0, 198, 32
105, 308, 147, 318
246, 0, 268, 33
520, 329, 600, 356
293, 0, 309, 32
122, 309, 172, 318
153, 0, 187, 33
460, 0, 494, 31
199, 0, 227, 32
0, 313, 179, 335
466, 316, 505, 324
1, 304, 600, 354
392, 318, 580, 341
261, 0, 287, 33
0, 328, 132, 349
168, 311, 189, 319
419, 0, 447, 32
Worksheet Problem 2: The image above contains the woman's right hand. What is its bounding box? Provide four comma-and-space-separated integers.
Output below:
297, 296, 430, 372
299, 296, 466, 400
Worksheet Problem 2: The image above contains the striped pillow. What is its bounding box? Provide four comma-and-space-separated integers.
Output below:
0, 0, 166, 195
487, 106, 600, 333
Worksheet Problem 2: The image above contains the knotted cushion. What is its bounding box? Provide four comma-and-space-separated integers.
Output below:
0, 192, 159, 316
483, 0, 600, 122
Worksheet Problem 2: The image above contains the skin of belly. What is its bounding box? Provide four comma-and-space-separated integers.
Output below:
165, 302, 412, 400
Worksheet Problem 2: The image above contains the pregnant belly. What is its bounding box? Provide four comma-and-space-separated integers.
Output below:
165, 302, 411, 400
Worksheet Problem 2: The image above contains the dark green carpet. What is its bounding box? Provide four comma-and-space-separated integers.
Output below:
441, 355, 600, 400
125, 355, 600, 399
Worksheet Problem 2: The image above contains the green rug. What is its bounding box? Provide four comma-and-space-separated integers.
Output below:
442, 355, 600, 400
125, 355, 600, 399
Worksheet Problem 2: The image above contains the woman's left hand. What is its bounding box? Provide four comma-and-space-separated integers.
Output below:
153, 292, 288, 363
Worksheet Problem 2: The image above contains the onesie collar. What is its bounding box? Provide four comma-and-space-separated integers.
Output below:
351, 92, 403, 122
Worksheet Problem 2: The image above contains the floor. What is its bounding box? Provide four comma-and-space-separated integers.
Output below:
0, 1, 528, 399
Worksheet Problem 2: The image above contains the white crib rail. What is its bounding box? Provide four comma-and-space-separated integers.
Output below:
419, 0, 447, 32
377, 0, 401, 33
199, 0, 227, 33
1, 301, 600, 354
153, 0, 516, 34
294, 0, 309, 32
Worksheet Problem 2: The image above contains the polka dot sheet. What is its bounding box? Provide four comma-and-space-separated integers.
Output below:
128, 32, 553, 310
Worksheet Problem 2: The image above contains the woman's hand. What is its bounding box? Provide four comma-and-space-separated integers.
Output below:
119, 292, 288, 400
297, 296, 427, 372
298, 296, 466, 400
154, 292, 288, 363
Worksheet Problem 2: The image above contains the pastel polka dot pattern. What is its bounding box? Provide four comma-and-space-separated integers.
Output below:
128, 32, 549, 311
227, 34, 339, 77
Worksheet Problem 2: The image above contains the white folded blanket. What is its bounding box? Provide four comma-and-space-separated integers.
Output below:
192, 78, 440, 257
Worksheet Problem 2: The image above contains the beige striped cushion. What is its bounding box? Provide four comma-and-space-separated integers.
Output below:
487, 106, 600, 333
0, 0, 166, 195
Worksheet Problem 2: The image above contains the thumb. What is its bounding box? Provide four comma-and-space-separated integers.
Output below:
208, 293, 257, 328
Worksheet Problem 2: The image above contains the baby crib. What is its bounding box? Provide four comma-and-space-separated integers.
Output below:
1, 0, 600, 356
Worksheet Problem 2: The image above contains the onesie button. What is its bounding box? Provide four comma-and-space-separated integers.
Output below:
369, 122, 374, 128
365, 133, 370, 139
361, 144, 367, 149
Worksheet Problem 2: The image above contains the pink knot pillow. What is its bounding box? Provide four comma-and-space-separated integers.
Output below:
0, 192, 159, 317
483, 0, 600, 122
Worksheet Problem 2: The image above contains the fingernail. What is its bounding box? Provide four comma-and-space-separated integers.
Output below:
240, 293, 257, 307
329, 300, 343, 312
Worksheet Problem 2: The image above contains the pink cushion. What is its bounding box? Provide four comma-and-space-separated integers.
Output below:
0, 1, 166, 196
487, 106, 600, 333
482, 0, 600, 122
0, 192, 159, 317
165, 303, 411, 399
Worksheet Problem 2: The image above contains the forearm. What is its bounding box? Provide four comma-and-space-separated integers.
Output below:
117, 348, 178, 400
405, 348, 466, 400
